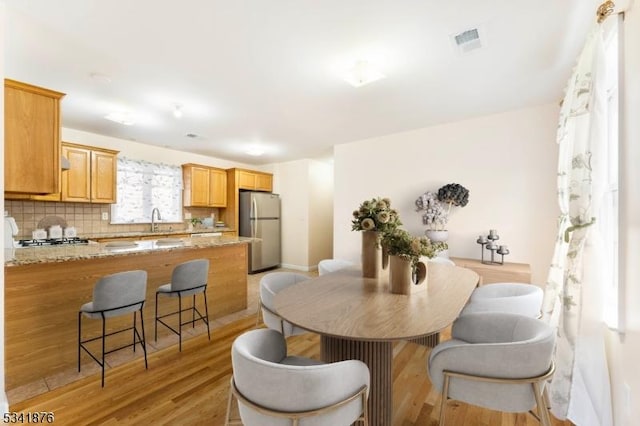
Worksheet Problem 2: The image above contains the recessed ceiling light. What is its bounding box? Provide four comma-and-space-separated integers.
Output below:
343, 60, 386, 87
246, 147, 265, 156
173, 104, 183, 118
90, 72, 112, 84
104, 112, 135, 125
185, 133, 198, 138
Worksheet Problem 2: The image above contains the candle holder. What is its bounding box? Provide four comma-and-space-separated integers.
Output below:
477, 229, 510, 265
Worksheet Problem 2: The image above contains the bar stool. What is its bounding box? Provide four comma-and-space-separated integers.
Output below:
78, 270, 148, 387
155, 259, 210, 351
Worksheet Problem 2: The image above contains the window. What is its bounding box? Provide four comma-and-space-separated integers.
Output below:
110, 158, 183, 224
601, 16, 622, 331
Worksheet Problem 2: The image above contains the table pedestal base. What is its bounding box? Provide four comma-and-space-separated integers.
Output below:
408, 332, 440, 348
321, 336, 392, 426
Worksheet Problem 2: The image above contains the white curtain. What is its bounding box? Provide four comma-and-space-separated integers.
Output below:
541, 23, 613, 426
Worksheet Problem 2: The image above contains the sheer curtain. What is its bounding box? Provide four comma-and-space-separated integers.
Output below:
541, 23, 613, 426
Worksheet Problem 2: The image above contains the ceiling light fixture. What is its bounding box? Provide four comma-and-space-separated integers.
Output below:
343, 60, 386, 87
173, 104, 183, 118
104, 112, 135, 126
246, 147, 265, 156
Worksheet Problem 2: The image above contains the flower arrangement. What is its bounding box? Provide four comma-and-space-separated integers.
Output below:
382, 229, 448, 267
351, 197, 401, 234
415, 192, 447, 231
415, 183, 469, 230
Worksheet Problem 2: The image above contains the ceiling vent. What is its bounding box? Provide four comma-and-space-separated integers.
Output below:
452, 28, 483, 54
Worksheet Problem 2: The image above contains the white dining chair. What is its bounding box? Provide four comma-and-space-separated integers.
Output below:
428, 312, 555, 426
460, 282, 544, 318
318, 259, 355, 276
257, 272, 311, 336
226, 328, 370, 426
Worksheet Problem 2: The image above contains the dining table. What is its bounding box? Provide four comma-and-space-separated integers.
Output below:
274, 262, 479, 426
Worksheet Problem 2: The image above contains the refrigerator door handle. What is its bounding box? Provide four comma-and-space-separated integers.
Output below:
252, 198, 258, 237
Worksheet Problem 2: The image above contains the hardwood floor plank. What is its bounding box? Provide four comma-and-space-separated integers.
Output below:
10, 305, 573, 426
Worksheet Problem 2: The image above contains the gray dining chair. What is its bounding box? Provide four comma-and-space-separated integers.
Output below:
78, 269, 148, 387
428, 312, 555, 426
460, 282, 544, 318
257, 272, 310, 336
155, 259, 210, 351
318, 259, 355, 276
225, 328, 370, 426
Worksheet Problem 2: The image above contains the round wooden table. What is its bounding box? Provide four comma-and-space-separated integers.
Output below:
274, 263, 479, 426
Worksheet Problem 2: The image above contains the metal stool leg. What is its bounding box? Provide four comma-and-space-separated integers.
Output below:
178, 294, 183, 351
78, 312, 82, 372
101, 314, 106, 387
203, 289, 211, 341
139, 306, 148, 369
154, 292, 159, 342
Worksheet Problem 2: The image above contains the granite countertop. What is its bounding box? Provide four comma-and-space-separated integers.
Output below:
82, 227, 235, 239
4, 235, 252, 267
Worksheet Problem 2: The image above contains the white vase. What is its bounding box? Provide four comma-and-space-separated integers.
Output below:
425, 230, 449, 242
425, 230, 449, 258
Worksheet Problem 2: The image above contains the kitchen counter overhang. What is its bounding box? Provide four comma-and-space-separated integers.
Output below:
5, 235, 252, 267
4, 236, 251, 391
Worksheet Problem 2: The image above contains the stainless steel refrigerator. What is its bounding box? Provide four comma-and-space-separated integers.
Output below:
239, 191, 281, 273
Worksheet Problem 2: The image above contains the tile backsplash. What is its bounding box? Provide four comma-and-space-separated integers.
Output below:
5, 200, 220, 238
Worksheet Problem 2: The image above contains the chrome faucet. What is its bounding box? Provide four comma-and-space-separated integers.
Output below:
151, 208, 162, 232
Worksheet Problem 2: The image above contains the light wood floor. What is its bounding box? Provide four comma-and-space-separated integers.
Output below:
11, 313, 573, 426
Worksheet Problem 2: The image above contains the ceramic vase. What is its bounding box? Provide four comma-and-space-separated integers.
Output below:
362, 231, 385, 278
389, 255, 428, 295
425, 229, 449, 258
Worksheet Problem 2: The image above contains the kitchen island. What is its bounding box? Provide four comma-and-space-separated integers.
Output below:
4, 236, 250, 390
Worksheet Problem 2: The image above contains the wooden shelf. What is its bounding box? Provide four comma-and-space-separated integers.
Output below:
450, 257, 531, 285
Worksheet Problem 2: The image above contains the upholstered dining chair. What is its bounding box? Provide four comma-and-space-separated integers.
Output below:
428, 312, 555, 426
460, 282, 544, 318
256, 272, 311, 336
78, 269, 148, 387
318, 259, 355, 276
225, 328, 370, 426
155, 259, 210, 351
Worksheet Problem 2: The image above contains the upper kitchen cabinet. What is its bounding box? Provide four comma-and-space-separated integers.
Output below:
61, 142, 118, 203
4, 79, 65, 195
221, 168, 274, 232
182, 164, 227, 207
237, 169, 273, 192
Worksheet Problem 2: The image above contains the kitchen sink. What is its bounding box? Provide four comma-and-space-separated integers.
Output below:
104, 241, 139, 248
155, 238, 184, 245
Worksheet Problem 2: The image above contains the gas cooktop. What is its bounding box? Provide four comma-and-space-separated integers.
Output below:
18, 237, 90, 247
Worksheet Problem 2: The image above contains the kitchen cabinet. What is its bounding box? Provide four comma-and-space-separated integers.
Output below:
182, 164, 227, 207
451, 257, 532, 285
221, 168, 274, 234
61, 142, 118, 203
4, 79, 65, 195
237, 169, 273, 192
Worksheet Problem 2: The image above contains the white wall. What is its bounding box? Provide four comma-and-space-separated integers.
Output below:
273, 160, 310, 269
334, 103, 559, 285
0, 0, 7, 414
307, 160, 334, 266
272, 159, 334, 270
62, 128, 265, 171
606, 3, 640, 424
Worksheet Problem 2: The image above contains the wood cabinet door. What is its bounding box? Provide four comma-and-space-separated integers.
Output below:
61, 145, 91, 202
255, 173, 273, 192
91, 150, 117, 203
190, 166, 211, 206
4, 81, 63, 194
209, 168, 227, 207
238, 171, 256, 190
